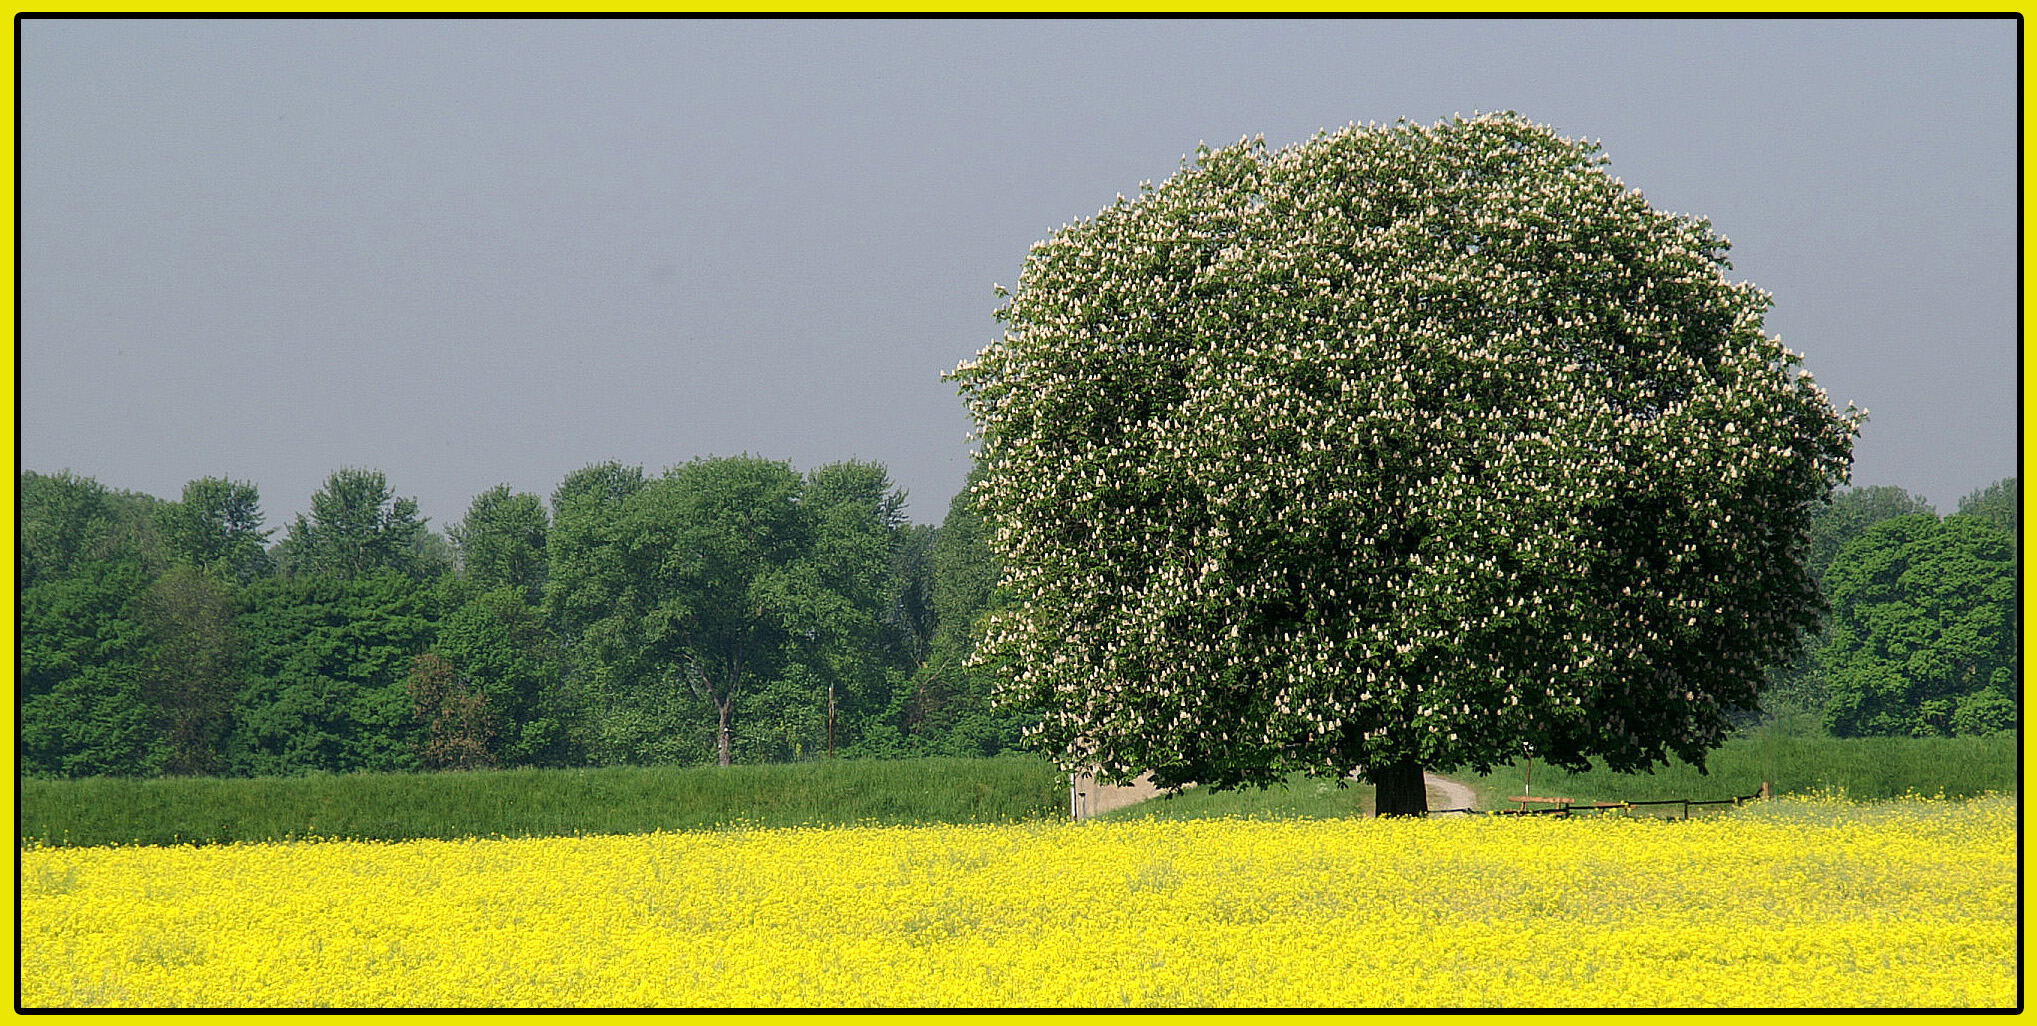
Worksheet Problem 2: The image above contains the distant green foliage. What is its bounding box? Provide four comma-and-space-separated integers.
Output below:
898, 462, 1029, 758
134, 564, 242, 776
154, 476, 273, 582
275, 468, 432, 581
1760, 484, 1941, 721
19, 560, 164, 777
1818, 514, 2016, 737
449, 485, 549, 601
1954, 476, 2017, 557
18, 471, 166, 587
432, 586, 580, 768
1804, 485, 1937, 589
18, 459, 1022, 779
227, 571, 443, 776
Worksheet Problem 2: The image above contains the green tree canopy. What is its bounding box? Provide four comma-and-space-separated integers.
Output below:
545, 456, 811, 766
1819, 514, 2017, 738
277, 468, 432, 581
19, 559, 163, 777
903, 462, 1027, 757
953, 113, 1861, 813
156, 476, 274, 582
1953, 476, 2017, 558
135, 563, 243, 776
450, 484, 550, 600
19, 470, 115, 589
432, 586, 580, 768
20, 471, 167, 587
1804, 485, 1937, 589
229, 571, 442, 775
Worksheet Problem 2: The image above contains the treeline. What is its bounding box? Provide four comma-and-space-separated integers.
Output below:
19, 458, 1017, 778
17, 463, 2016, 779
1762, 477, 2018, 738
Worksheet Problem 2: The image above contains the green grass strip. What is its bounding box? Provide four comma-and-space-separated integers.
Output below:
19, 755, 1067, 848
1464, 730, 2018, 810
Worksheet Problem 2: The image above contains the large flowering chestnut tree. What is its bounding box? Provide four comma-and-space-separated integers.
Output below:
951, 114, 1860, 815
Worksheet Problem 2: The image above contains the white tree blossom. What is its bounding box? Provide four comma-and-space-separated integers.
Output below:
951, 114, 1861, 803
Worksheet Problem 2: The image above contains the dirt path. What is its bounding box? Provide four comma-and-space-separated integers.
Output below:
1073, 770, 1478, 819
1424, 772, 1478, 814
1070, 770, 1164, 818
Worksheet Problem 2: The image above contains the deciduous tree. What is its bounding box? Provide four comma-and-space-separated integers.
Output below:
1819, 514, 2016, 737
1805, 485, 1937, 589
277, 468, 430, 581
156, 476, 274, 582
136, 563, 243, 776
406, 651, 497, 771
953, 113, 1861, 814
450, 485, 550, 601
1953, 476, 2017, 559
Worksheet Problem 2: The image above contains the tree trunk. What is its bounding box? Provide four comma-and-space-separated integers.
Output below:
716, 698, 732, 767
1373, 758, 1428, 817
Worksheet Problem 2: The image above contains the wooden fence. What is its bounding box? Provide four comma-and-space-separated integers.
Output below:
1434, 781, 1772, 819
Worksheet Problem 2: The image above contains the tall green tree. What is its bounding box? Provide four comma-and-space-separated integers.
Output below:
904, 465, 1025, 756
545, 461, 649, 643
155, 476, 274, 582
19, 559, 163, 777
888, 523, 940, 670
551, 460, 649, 515
18, 470, 177, 777
135, 563, 243, 776
450, 485, 550, 601
1761, 483, 1941, 722
1953, 476, 2017, 558
1805, 485, 1937, 589
276, 468, 431, 580
773, 460, 906, 758
19, 471, 166, 586
655, 457, 810, 767
229, 571, 441, 775
1819, 515, 2017, 738
953, 113, 1860, 814
545, 456, 809, 767
19, 470, 115, 589
432, 585, 581, 767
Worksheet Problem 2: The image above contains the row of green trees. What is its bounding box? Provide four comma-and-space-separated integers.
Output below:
1767, 478, 2017, 738
14, 459, 2014, 779
18, 459, 1018, 778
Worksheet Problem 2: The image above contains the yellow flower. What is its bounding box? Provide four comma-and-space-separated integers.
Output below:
21, 795, 2012, 1009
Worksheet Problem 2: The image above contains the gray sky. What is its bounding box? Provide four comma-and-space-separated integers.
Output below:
20, 17, 2018, 531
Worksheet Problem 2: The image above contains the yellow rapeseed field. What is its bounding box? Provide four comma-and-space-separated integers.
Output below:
20, 794, 2014, 1009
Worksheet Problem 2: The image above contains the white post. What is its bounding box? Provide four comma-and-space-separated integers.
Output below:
1070, 772, 1078, 821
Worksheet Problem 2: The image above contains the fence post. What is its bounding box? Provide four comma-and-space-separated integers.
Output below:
1759, 780, 1771, 801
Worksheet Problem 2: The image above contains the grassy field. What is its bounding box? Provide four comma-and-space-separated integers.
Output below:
1099, 728, 2017, 823
18, 755, 1066, 848
1461, 729, 2018, 810
18, 730, 2018, 847
22, 794, 2014, 1008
